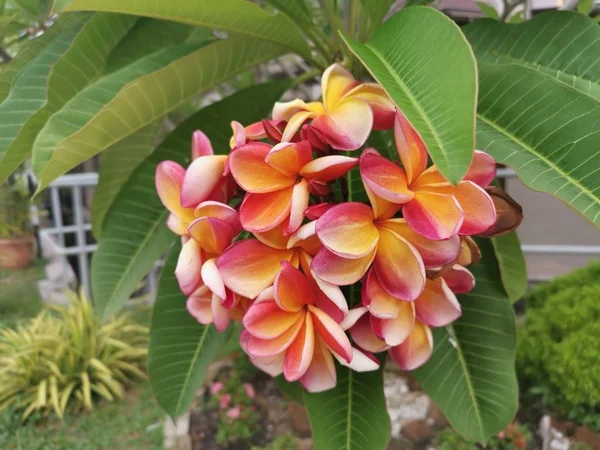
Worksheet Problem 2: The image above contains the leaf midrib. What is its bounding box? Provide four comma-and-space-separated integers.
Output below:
98, 209, 171, 321
476, 113, 600, 217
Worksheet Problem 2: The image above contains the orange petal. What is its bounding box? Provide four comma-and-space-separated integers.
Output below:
359, 152, 413, 203
344, 83, 395, 130
245, 316, 305, 358
175, 239, 203, 296
228, 142, 296, 193
217, 240, 294, 299
193, 201, 241, 236
244, 300, 304, 340
321, 63, 360, 111
299, 155, 358, 182
254, 223, 289, 250
191, 130, 214, 159
239, 187, 294, 233
274, 261, 314, 312
464, 150, 496, 187
284, 180, 310, 236
403, 191, 464, 240
311, 247, 375, 286
453, 181, 496, 236
395, 109, 428, 185
371, 300, 415, 346
377, 218, 460, 267
362, 269, 402, 319
363, 180, 401, 221
284, 312, 315, 381
308, 305, 352, 363
265, 141, 313, 177
155, 161, 195, 224
180, 155, 227, 208
414, 278, 461, 327
373, 228, 426, 301
312, 97, 373, 150
388, 321, 433, 371
315, 202, 378, 258
188, 217, 234, 254
300, 335, 336, 393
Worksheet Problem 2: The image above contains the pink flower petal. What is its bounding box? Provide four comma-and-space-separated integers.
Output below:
188, 217, 234, 254
284, 312, 315, 381
180, 155, 227, 208
274, 261, 314, 312
403, 191, 464, 240
311, 247, 375, 286
284, 180, 310, 236
388, 321, 433, 371
415, 278, 461, 327
265, 141, 313, 177
194, 201, 242, 236
443, 264, 475, 294
239, 187, 294, 233
175, 239, 203, 296
359, 152, 413, 203
371, 301, 415, 346
299, 336, 336, 393
308, 305, 352, 363
191, 130, 213, 159
299, 155, 358, 182
464, 150, 496, 187
395, 109, 428, 185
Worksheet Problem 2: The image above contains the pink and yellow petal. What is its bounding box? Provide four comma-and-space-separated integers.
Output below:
315, 202, 378, 258
395, 109, 428, 185
300, 336, 336, 393
373, 229, 426, 301
362, 269, 402, 319
464, 150, 496, 187
371, 300, 415, 346
414, 278, 461, 327
402, 191, 464, 240
243, 301, 304, 340
200, 258, 226, 300
321, 63, 360, 111
284, 180, 310, 236
312, 97, 373, 150
265, 141, 313, 177
363, 181, 401, 221
217, 240, 294, 299
453, 181, 497, 236
299, 155, 358, 182
388, 321, 433, 371
188, 217, 234, 254
344, 83, 395, 130
311, 247, 375, 286
167, 213, 189, 236
228, 142, 296, 193
308, 305, 352, 363
359, 152, 413, 203
239, 187, 294, 233
245, 317, 304, 358
284, 313, 315, 381
191, 130, 214, 159
186, 288, 213, 325
211, 294, 231, 332
155, 161, 195, 223
175, 239, 203, 296
349, 315, 388, 353
442, 265, 475, 294
193, 201, 241, 235
180, 155, 227, 208
274, 261, 314, 312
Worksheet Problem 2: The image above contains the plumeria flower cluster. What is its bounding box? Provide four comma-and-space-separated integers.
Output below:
155, 64, 520, 393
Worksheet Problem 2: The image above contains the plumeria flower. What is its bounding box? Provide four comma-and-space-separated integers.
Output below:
229, 119, 288, 149
228, 139, 357, 234
273, 64, 395, 150
240, 263, 378, 392
311, 202, 460, 301
350, 265, 474, 370
359, 109, 497, 240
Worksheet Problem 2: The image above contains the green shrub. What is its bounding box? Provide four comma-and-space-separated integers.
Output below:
0, 291, 148, 420
518, 266, 600, 423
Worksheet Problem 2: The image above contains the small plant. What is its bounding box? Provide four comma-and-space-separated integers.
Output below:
0, 170, 31, 240
434, 422, 531, 450
0, 290, 148, 420
518, 264, 600, 429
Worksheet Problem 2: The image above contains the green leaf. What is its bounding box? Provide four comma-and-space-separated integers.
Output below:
359, 0, 395, 26
491, 232, 527, 303
475, 62, 600, 228
507, 10, 524, 23
53, 0, 311, 58
476, 1, 499, 19
414, 238, 518, 443
303, 361, 390, 450
149, 241, 231, 419
267, 0, 312, 26
578, 0, 593, 15
0, 13, 136, 182
105, 18, 196, 73
343, 6, 477, 184
32, 36, 286, 191
92, 80, 291, 321
464, 11, 600, 102
91, 122, 160, 238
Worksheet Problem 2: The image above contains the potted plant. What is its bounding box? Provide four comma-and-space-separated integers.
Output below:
0, 169, 35, 270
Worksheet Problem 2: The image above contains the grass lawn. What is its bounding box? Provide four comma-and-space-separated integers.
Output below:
0, 265, 166, 449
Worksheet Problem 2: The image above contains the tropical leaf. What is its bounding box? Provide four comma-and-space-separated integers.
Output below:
343, 6, 477, 184
476, 1, 499, 19
464, 11, 600, 101
91, 122, 160, 238
414, 238, 518, 443
359, 0, 395, 26
53, 0, 311, 58
32, 36, 286, 191
149, 241, 231, 419
92, 80, 291, 321
475, 62, 600, 228
491, 232, 527, 303
303, 360, 390, 450
0, 13, 136, 182
105, 18, 196, 73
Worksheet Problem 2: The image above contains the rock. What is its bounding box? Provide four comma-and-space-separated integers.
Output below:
296, 437, 313, 450
387, 437, 413, 449
384, 372, 430, 439
164, 412, 191, 450
427, 402, 448, 429
402, 419, 436, 445
539, 415, 570, 450
289, 402, 311, 437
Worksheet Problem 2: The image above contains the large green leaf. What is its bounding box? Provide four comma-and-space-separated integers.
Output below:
0, 13, 136, 182
53, 0, 311, 58
476, 62, 600, 228
343, 6, 477, 184
91, 122, 160, 238
414, 238, 518, 443
32, 36, 286, 191
303, 361, 390, 450
149, 241, 231, 419
464, 11, 600, 102
105, 18, 196, 73
92, 80, 291, 321
491, 232, 527, 303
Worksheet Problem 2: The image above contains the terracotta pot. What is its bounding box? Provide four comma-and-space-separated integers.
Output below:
0, 236, 35, 270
